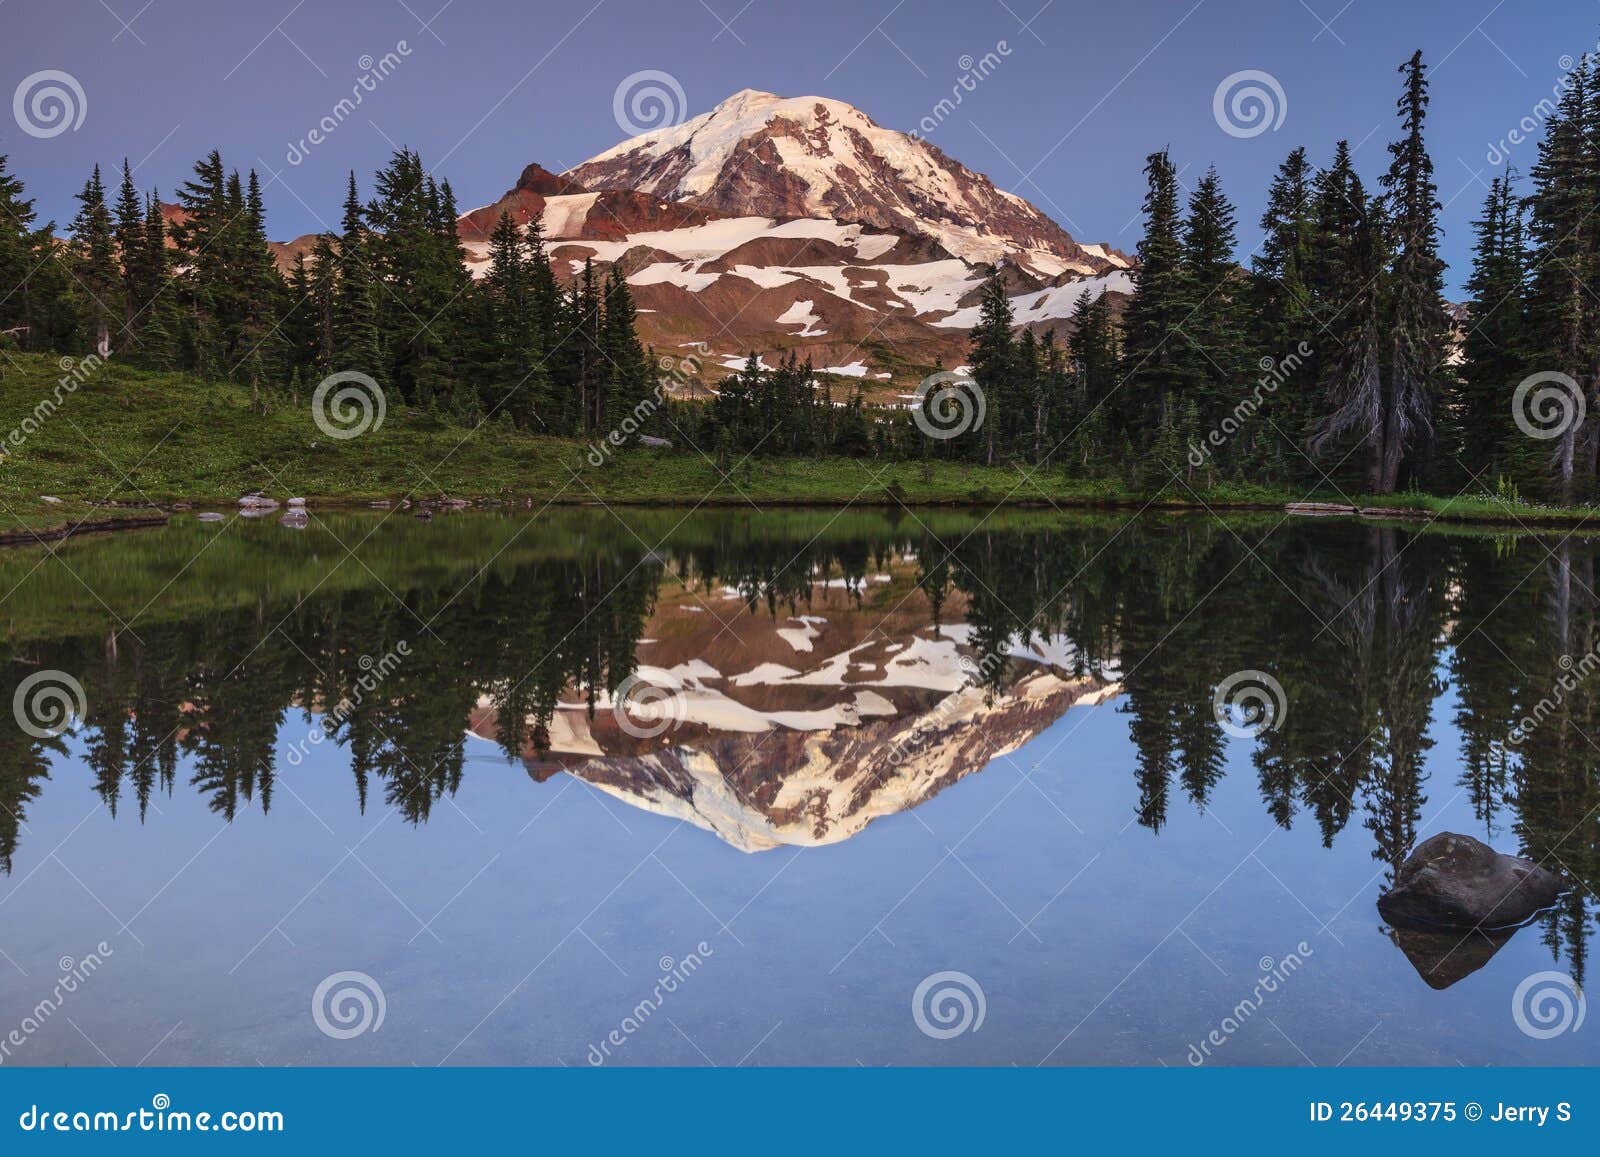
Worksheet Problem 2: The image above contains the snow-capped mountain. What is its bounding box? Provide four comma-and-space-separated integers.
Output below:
263, 90, 1133, 389
564, 89, 1126, 282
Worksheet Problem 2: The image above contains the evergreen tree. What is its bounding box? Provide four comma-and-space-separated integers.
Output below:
1525, 55, 1597, 502
1067, 289, 1119, 474
1251, 146, 1319, 464
1458, 174, 1527, 482
113, 159, 145, 343
71, 164, 119, 356
1121, 149, 1185, 441
131, 191, 177, 369
333, 173, 380, 376
1377, 50, 1448, 491
968, 273, 1014, 464
1176, 166, 1252, 465
600, 264, 651, 440
0, 154, 74, 352
1307, 141, 1390, 490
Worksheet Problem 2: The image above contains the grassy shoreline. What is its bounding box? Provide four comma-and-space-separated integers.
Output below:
3, 352, 1598, 538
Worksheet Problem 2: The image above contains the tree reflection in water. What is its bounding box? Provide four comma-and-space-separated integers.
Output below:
0, 510, 1594, 980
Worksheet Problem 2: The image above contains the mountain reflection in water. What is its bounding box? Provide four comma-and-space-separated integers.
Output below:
1, 509, 1596, 986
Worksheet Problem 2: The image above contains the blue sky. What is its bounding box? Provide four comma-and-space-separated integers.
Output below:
3, 0, 1595, 292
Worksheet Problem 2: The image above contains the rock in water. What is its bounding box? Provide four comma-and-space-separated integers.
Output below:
1378, 833, 1562, 931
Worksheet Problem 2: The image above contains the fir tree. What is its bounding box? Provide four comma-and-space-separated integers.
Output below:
1525, 55, 1596, 502
70, 165, 119, 356
1252, 146, 1319, 462
1307, 141, 1390, 490
1176, 166, 1251, 463
1377, 49, 1447, 491
333, 173, 380, 377
967, 273, 1014, 464
113, 159, 145, 342
0, 154, 72, 352
1458, 174, 1527, 481
1121, 149, 1185, 440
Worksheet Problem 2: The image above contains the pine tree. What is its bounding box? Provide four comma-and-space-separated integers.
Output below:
1525, 55, 1596, 502
1176, 166, 1251, 463
0, 154, 71, 352
282, 250, 319, 386
113, 159, 145, 344
1121, 149, 1185, 441
968, 272, 1014, 464
312, 236, 340, 372
600, 264, 650, 440
132, 191, 177, 369
333, 173, 379, 377
1378, 49, 1448, 492
1252, 146, 1318, 462
239, 169, 285, 402
71, 165, 119, 356
1068, 289, 1119, 472
1458, 174, 1527, 481
1307, 141, 1390, 491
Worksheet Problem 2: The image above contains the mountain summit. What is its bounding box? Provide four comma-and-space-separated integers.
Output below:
564, 89, 1121, 281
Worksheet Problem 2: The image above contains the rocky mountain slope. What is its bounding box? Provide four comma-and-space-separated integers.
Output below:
565, 89, 1123, 281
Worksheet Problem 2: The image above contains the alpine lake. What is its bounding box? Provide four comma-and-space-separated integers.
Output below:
0, 504, 1595, 1067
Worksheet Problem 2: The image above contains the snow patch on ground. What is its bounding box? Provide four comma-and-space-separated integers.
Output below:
776, 298, 827, 337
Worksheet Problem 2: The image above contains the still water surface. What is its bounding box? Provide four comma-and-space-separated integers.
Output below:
0, 508, 1595, 1066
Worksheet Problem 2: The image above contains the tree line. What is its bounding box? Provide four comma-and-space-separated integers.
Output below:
0, 147, 655, 439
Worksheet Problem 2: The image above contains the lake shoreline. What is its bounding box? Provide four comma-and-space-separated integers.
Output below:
3, 355, 1598, 538
8, 490, 1600, 550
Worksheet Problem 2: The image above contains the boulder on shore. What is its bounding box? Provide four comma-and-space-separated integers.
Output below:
1378, 832, 1562, 931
